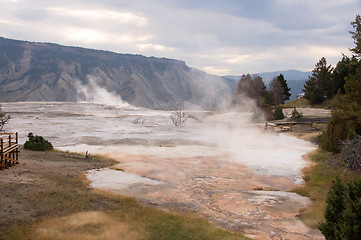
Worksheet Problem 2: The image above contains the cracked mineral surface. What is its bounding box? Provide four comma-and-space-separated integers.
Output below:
3, 102, 324, 239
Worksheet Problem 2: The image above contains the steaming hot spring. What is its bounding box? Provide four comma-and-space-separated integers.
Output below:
2, 99, 319, 239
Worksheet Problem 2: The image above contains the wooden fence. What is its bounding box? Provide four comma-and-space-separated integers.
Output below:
0, 132, 19, 169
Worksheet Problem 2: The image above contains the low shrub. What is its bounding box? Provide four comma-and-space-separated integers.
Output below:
24, 132, 53, 151
320, 110, 361, 153
291, 107, 303, 119
273, 106, 285, 120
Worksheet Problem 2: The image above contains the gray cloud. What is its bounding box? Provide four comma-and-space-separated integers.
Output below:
14, 8, 48, 21
0, 0, 359, 74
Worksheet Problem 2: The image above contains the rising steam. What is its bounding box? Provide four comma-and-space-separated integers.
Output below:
76, 75, 131, 108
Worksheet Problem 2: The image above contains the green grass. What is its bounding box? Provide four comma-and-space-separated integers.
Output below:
109, 199, 246, 240
281, 98, 311, 108
292, 149, 361, 228
282, 94, 346, 110
52, 149, 119, 165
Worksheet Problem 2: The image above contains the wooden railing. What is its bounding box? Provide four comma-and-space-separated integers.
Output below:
265, 122, 295, 132
0, 132, 19, 169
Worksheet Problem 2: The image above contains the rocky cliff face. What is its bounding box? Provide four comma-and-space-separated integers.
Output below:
0, 37, 231, 110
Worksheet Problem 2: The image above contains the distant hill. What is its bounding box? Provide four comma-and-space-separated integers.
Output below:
287, 80, 307, 100
223, 69, 311, 83
0, 37, 230, 110
222, 70, 310, 100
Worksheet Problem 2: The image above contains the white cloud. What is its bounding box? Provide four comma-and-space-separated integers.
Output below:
47, 8, 147, 27
60, 28, 110, 44
136, 43, 174, 52
203, 66, 231, 76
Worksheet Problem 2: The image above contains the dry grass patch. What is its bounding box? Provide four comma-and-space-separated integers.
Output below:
35, 211, 143, 240
0, 148, 249, 240
292, 149, 361, 228
290, 131, 321, 143
282, 98, 311, 108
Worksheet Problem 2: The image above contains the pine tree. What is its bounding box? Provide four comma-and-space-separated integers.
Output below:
320, 15, 361, 153
340, 180, 361, 239
269, 76, 286, 105
304, 57, 333, 104
349, 14, 361, 58
273, 106, 285, 120
331, 55, 359, 97
303, 74, 323, 104
318, 178, 361, 240
277, 74, 291, 101
318, 177, 346, 239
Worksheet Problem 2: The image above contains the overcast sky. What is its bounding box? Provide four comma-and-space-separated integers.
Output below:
0, 0, 360, 75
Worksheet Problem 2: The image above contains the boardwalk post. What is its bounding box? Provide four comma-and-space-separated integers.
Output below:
16, 132, 19, 163
0, 138, 3, 168
8, 134, 11, 167
0, 133, 19, 169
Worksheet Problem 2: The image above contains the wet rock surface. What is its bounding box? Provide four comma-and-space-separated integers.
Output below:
88, 154, 324, 239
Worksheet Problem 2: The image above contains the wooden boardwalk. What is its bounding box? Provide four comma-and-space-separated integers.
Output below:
0, 133, 19, 169
265, 122, 296, 132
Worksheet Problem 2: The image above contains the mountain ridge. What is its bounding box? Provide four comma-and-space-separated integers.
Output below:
223, 69, 311, 83
0, 37, 230, 110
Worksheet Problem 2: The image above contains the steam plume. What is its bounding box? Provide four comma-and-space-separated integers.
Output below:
76, 75, 131, 108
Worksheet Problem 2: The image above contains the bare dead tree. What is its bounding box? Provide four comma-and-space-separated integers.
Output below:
339, 133, 361, 171
269, 77, 286, 106
133, 116, 146, 124
234, 74, 267, 108
170, 109, 188, 127
0, 105, 10, 132
85, 151, 91, 159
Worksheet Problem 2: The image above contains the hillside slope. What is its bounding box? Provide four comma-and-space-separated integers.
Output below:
0, 37, 230, 110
